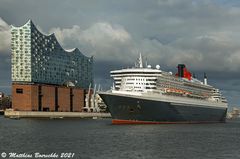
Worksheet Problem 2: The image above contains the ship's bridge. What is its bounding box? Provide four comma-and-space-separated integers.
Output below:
111, 67, 162, 92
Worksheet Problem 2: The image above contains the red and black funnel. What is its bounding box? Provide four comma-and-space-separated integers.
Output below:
176, 64, 192, 80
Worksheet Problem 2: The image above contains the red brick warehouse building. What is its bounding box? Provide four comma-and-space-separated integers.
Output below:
11, 20, 93, 112
12, 83, 86, 112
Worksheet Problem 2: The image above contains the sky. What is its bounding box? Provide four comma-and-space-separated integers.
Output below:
0, 0, 240, 107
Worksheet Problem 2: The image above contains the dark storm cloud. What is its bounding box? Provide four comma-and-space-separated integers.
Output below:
0, 0, 240, 106
0, 53, 11, 95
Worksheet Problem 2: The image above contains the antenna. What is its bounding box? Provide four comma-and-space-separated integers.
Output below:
139, 53, 143, 68
145, 57, 148, 67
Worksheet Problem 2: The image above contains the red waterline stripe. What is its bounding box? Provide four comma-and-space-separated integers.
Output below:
112, 119, 225, 125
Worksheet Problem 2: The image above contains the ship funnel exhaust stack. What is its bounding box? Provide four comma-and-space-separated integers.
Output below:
178, 64, 185, 77
204, 72, 207, 85
176, 64, 192, 80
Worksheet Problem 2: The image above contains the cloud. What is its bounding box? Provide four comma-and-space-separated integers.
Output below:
0, 17, 10, 53
81, 23, 131, 44
135, 31, 240, 74
49, 25, 81, 46
41, 0, 240, 75
45, 13, 240, 83
50, 22, 134, 62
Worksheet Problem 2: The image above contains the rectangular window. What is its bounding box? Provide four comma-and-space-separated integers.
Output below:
16, 88, 23, 94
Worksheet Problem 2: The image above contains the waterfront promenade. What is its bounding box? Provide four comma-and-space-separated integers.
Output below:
4, 109, 111, 119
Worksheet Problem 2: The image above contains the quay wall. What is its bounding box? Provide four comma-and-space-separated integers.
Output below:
4, 109, 111, 118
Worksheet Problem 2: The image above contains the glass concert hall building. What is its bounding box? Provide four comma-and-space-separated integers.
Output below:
11, 20, 93, 112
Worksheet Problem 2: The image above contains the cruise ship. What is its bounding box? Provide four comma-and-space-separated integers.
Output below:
99, 54, 228, 124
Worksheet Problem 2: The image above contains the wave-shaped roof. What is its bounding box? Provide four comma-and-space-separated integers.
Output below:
11, 19, 90, 58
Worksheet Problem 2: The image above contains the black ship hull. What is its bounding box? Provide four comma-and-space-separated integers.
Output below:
99, 93, 227, 124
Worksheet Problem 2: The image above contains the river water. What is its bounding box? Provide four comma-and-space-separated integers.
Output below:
0, 116, 240, 159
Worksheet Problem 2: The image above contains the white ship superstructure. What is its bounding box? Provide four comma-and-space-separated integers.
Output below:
111, 54, 227, 105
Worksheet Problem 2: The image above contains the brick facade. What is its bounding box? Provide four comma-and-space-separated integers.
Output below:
12, 83, 85, 112
58, 87, 71, 112
73, 89, 84, 112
